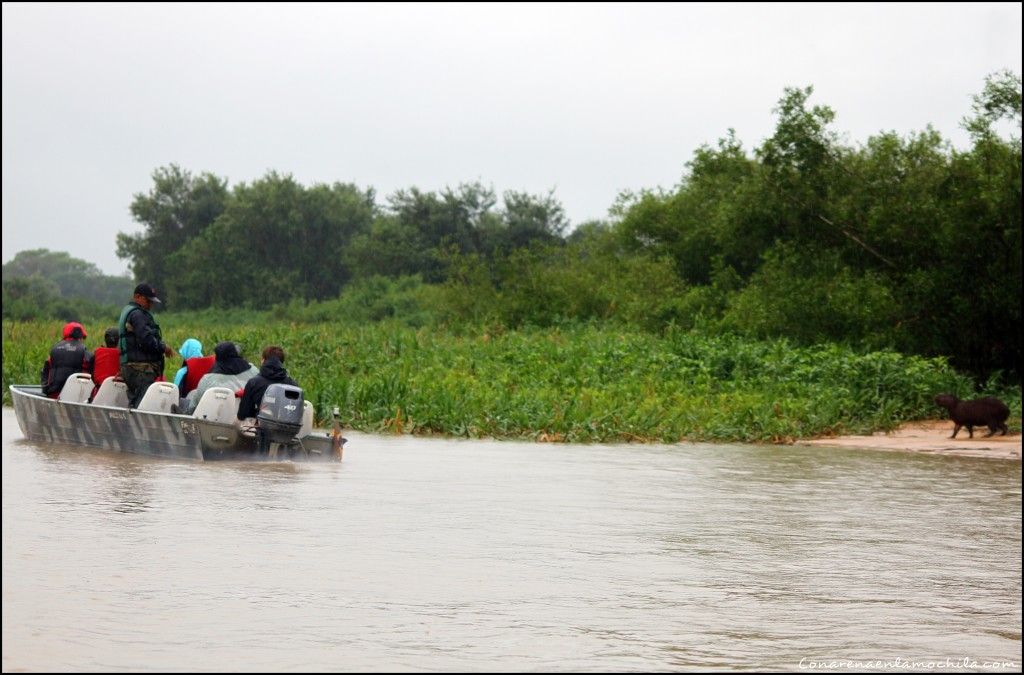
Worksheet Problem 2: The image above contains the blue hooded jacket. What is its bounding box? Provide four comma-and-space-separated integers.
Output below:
172, 338, 204, 388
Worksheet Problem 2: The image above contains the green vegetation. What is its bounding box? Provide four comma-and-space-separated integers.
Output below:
3, 72, 1020, 443
105, 72, 1024, 380
4, 318, 1019, 443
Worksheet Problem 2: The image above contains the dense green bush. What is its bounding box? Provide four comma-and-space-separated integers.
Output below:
270, 275, 443, 328
718, 245, 900, 346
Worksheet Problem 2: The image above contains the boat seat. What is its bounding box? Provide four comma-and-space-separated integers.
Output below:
192, 387, 238, 425
137, 381, 180, 413
299, 400, 314, 438
92, 376, 129, 407
58, 373, 94, 404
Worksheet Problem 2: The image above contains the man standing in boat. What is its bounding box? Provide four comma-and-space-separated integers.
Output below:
118, 283, 174, 407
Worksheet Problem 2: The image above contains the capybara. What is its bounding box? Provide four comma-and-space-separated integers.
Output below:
933, 394, 1010, 439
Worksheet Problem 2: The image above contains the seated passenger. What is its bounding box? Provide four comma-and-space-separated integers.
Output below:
173, 338, 214, 400
90, 327, 122, 399
178, 341, 259, 415
41, 322, 94, 399
237, 345, 299, 423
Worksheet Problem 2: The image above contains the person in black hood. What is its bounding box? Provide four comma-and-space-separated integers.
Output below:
236, 345, 299, 421
177, 341, 259, 415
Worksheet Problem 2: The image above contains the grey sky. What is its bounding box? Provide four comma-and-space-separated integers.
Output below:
3, 2, 1021, 276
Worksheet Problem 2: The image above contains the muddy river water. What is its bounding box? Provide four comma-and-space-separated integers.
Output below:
2, 407, 1020, 671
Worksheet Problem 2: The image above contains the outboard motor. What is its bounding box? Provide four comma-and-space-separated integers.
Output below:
256, 384, 304, 456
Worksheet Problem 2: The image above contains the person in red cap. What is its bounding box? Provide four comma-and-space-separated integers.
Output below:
117, 283, 175, 407
40, 322, 94, 398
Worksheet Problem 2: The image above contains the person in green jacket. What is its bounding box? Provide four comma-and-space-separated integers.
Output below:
118, 283, 174, 407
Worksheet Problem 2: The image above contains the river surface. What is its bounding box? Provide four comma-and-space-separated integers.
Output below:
2, 407, 1021, 672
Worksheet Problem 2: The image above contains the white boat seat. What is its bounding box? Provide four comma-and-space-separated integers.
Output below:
299, 400, 314, 438
137, 381, 180, 413
92, 376, 129, 407
192, 387, 238, 425
58, 373, 94, 403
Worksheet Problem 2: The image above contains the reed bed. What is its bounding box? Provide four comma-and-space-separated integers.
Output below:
5, 318, 1017, 443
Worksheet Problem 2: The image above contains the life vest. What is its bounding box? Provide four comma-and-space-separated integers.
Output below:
182, 355, 216, 397
118, 303, 163, 364
43, 339, 91, 397
91, 347, 121, 388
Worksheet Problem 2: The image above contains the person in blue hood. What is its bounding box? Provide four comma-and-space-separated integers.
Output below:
173, 338, 210, 399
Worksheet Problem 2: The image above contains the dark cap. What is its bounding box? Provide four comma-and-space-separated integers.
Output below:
134, 283, 162, 304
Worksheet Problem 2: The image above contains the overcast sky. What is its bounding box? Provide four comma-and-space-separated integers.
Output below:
3, 2, 1021, 276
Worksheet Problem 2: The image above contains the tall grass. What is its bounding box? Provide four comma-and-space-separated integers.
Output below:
4, 318, 1018, 443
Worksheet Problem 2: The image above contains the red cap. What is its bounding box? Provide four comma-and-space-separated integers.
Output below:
62, 322, 87, 339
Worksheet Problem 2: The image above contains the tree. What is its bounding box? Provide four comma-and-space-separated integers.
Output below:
116, 164, 229, 289
615, 131, 761, 284
345, 214, 434, 281
962, 69, 1022, 142
381, 183, 498, 280
168, 173, 375, 308
498, 189, 568, 250
609, 75, 1022, 379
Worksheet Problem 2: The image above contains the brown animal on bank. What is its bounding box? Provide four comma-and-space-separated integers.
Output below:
933, 394, 1010, 439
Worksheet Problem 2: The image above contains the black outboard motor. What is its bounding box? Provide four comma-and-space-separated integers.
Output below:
256, 384, 304, 456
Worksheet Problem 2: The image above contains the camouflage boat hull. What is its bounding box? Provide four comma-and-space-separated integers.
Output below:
9, 385, 343, 462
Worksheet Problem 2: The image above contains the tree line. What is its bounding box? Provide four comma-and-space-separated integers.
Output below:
2, 249, 133, 320
113, 169, 569, 309
4, 71, 1020, 381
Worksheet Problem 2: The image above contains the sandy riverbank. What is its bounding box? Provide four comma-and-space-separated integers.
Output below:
798, 420, 1021, 460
